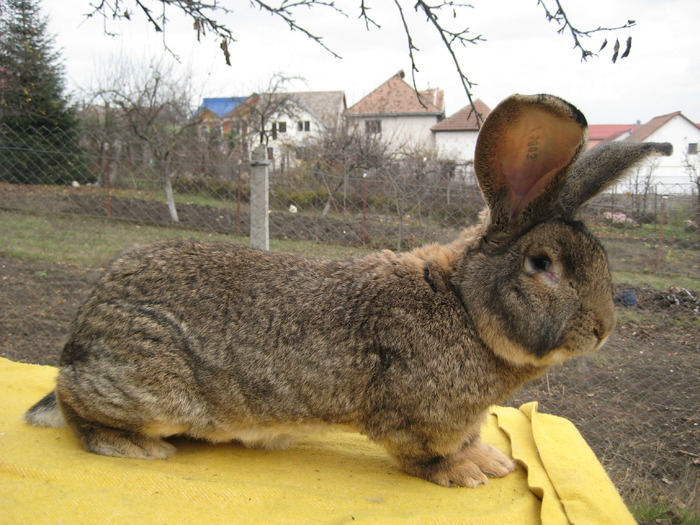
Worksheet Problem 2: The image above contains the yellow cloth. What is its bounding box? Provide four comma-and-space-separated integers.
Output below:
0, 358, 634, 524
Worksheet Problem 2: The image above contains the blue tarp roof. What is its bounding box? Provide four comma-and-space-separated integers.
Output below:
197, 97, 247, 118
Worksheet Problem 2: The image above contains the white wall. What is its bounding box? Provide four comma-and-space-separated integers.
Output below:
434, 130, 479, 164
348, 114, 440, 151
267, 107, 324, 169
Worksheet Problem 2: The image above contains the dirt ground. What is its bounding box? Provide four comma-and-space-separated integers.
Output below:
1, 253, 698, 521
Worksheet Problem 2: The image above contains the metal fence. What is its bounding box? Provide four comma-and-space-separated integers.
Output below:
1, 124, 698, 516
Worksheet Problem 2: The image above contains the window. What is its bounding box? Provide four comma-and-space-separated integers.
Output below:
267, 147, 274, 160
688, 143, 698, 155
298, 121, 310, 132
365, 119, 381, 134
271, 121, 287, 140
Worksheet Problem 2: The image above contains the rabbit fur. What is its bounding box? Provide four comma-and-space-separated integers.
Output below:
25, 94, 672, 488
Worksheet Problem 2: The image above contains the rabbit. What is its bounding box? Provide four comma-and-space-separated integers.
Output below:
25, 94, 672, 488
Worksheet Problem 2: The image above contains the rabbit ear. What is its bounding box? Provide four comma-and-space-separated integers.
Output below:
474, 94, 587, 236
556, 141, 673, 216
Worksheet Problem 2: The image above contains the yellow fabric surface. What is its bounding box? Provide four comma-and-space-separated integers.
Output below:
0, 358, 634, 524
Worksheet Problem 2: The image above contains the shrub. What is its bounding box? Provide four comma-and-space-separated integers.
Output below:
603, 211, 638, 228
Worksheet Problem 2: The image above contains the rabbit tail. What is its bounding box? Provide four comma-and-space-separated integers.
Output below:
25, 390, 65, 428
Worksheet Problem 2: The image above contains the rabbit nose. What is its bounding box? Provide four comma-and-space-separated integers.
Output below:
594, 313, 616, 342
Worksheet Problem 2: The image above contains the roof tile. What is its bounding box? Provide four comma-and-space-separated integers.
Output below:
625, 112, 681, 142
431, 100, 490, 131
345, 71, 444, 116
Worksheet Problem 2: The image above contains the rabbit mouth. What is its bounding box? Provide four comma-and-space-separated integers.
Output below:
486, 327, 607, 368
544, 332, 610, 366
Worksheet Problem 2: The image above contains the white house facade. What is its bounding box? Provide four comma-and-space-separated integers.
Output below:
603, 112, 700, 195
345, 71, 444, 152
266, 91, 347, 169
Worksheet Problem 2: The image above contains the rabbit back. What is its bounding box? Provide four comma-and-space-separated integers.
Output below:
53, 239, 524, 449
57, 241, 374, 439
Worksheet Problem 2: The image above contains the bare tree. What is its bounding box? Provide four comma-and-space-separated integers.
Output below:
288, 119, 396, 216
86, 1, 635, 120
242, 73, 305, 147
85, 54, 202, 222
627, 159, 658, 221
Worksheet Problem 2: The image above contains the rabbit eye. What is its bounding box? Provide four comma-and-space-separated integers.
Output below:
528, 255, 552, 273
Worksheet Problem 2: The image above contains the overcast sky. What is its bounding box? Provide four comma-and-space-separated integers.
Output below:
42, 0, 700, 125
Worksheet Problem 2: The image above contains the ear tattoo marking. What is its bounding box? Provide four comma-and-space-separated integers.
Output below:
526, 127, 542, 161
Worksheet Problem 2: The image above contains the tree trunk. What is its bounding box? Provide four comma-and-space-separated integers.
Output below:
164, 174, 179, 223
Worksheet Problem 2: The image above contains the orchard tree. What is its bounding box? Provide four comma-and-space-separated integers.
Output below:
86, 54, 202, 222
0, 0, 87, 184
248, 74, 305, 147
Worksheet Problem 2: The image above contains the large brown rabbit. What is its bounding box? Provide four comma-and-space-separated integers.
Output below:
26, 94, 671, 487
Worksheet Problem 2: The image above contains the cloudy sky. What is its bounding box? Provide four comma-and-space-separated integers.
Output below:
42, 0, 699, 125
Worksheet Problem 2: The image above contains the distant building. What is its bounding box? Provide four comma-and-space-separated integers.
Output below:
590, 112, 700, 194
586, 124, 636, 150
432, 99, 491, 179
262, 90, 347, 169
194, 91, 346, 168
194, 97, 248, 136
345, 70, 444, 151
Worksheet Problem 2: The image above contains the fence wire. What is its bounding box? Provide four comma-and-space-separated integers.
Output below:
1, 124, 698, 516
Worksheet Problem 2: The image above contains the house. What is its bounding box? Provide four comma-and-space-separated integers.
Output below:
432, 99, 491, 171
253, 90, 347, 169
590, 111, 700, 194
586, 124, 635, 150
345, 71, 444, 151
194, 97, 248, 136
194, 91, 346, 169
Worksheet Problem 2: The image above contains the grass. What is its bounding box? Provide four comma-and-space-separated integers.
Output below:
629, 502, 699, 525
0, 209, 372, 267
613, 270, 700, 292
591, 220, 699, 244
110, 187, 236, 210
1, 209, 698, 293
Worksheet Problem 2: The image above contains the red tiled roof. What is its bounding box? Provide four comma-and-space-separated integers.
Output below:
345, 71, 444, 116
587, 124, 634, 141
625, 111, 681, 142
431, 100, 491, 131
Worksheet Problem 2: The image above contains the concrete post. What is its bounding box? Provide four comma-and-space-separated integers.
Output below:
250, 144, 270, 251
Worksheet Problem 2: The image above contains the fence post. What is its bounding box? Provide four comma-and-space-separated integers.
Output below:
655, 196, 668, 268
235, 160, 242, 236
361, 172, 368, 245
250, 145, 270, 251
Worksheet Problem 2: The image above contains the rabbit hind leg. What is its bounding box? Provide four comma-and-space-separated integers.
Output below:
59, 399, 176, 460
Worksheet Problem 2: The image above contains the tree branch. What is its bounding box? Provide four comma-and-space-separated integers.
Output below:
85, 1, 638, 125
537, 0, 635, 62
253, 0, 345, 59
414, 1, 482, 123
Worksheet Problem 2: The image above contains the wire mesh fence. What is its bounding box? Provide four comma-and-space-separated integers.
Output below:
1, 124, 698, 516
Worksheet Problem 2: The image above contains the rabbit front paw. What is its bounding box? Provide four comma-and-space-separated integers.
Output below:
398, 440, 516, 488
460, 440, 516, 479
